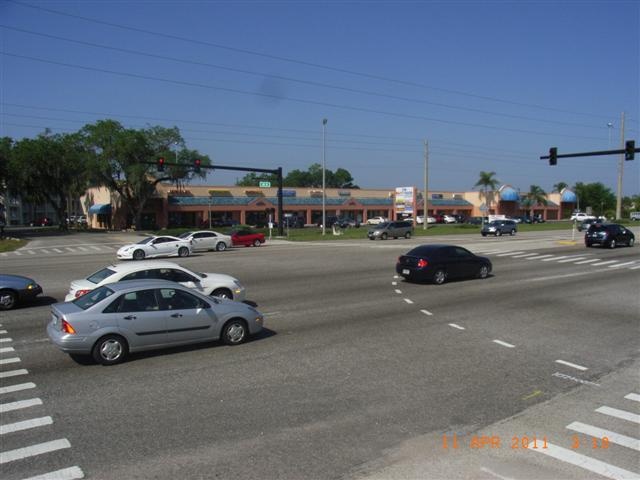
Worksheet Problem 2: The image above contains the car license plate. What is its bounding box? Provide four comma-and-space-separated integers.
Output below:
402, 269, 410, 275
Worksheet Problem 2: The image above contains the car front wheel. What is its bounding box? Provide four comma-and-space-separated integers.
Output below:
510, 229, 516, 236
221, 319, 248, 345
381, 233, 388, 240
216, 242, 227, 251
629, 238, 635, 247
92, 335, 128, 365
133, 249, 145, 261
178, 247, 190, 257
495, 230, 502, 237
212, 288, 232, 299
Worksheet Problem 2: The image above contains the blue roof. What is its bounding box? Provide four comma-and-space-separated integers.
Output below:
499, 187, 519, 202
561, 190, 578, 203
88, 203, 112, 214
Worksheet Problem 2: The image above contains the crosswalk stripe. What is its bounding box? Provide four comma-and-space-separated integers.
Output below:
542, 255, 570, 261
77, 246, 89, 252
0, 398, 43, 413
0, 357, 20, 365
40, 249, 51, 254
90, 246, 102, 251
592, 260, 618, 266
608, 261, 636, 268
0, 369, 28, 378
630, 265, 640, 270
0, 438, 71, 464
496, 251, 525, 256
575, 258, 601, 264
558, 257, 587, 263
532, 441, 639, 480
0, 416, 53, 435
596, 406, 640, 424
53, 248, 64, 253
625, 393, 640, 403
0, 382, 36, 395
65, 247, 75, 252
27, 250, 36, 254
526, 254, 555, 260
0, 338, 12, 343
512, 253, 539, 258
0, 347, 14, 353
22, 466, 85, 480
566, 421, 640, 452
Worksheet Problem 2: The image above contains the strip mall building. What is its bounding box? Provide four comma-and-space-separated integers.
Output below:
82, 183, 578, 230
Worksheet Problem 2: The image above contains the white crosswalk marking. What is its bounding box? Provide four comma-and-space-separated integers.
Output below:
0, 416, 53, 435
575, 258, 601, 264
566, 421, 640, 452
596, 406, 640, 424
608, 261, 636, 268
90, 246, 102, 251
28, 250, 36, 254
0, 438, 71, 464
624, 393, 640, 403
23, 466, 85, 480
0, 357, 20, 365
558, 257, 586, 263
496, 251, 525, 256
0, 398, 43, 413
525, 254, 555, 260
512, 253, 539, 258
592, 260, 618, 266
40, 249, 51, 254
0, 382, 36, 395
53, 248, 64, 253
0, 369, 28, 378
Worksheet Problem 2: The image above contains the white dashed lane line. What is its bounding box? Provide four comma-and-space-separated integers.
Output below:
448, 323, 465, 330
420, 309, 433, 316
403, 298, 414, 304
555, 359, 588, 371
492, 339, 515, 348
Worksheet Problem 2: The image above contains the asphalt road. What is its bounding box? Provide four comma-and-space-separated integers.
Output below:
1, 230, 639, 480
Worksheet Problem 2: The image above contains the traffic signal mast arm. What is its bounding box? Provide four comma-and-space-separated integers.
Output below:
542, 140, 637, 164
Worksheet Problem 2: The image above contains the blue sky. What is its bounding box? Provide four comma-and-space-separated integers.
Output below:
1, 0, 638, 196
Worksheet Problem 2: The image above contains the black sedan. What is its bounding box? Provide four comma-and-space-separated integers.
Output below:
585, 223, 635, 248
396, 244, 492, 285
0, 274, 43, 310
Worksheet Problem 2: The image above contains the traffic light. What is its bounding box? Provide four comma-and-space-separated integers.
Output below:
194, 158, 201, 173
157, 157, 165, 172
549, 147, 557, 166
625, 140, 635, 161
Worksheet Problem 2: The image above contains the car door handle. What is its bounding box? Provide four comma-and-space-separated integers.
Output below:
170, 313, 183, 318
123, 315, 136, 320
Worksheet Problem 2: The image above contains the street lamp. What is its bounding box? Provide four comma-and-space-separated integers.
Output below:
322, 118, 327, 236
607, 122, 614, 148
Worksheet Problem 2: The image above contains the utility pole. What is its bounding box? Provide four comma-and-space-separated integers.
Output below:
423, 140, 429, 230
322, 118, 327, 236
616, 112, 625, 220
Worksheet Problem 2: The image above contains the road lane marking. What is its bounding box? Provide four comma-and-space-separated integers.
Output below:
394, 289, 402, 294
53, 248, 64, 253
608, 261, 636, 268
391, 281, 397, 286
525, 254, 555, 260
420, 309, 433, 316
574, 258, 601, 264
595, 406, 640, 424
631, 265, 640, 270
0, 357, 20, 365
0, 330, 6, 334
542, 255, 570, 261
0, 338, 13, 343
566, 421, 640, 452
0, 438, 71, 464
40, 249, 51, 254
90, 246, 102, 251
0, 382, 36, 395
555, 359, 588, 371
522, 390, 542, 400
625, 393, 640, 403
493, 340, 515, 348
0, 416, 53, 435
0, 398, 43, 413
552, 372, 600, 387
14, 251, 23, 256
532, 441, 639, 480
404, 298, 414, 304
479, 466, 515, 480
448, 323, 465, 330
511, 253, 539, 258
0, 347, 14, 353
23, 466, 86, 480
65, 247, 75, 252
558, 257, 587, 263
496, 251, 525, 256
0, 369, 28, 378
393, 275, 398, 279
592, 260, 618, 266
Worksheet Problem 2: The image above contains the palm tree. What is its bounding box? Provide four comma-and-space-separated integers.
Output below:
474, 171, 499, 222
553, 182, 568, 193
525, 184, 548, 219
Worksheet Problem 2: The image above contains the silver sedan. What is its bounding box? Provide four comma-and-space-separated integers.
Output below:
47, 279, 264, 365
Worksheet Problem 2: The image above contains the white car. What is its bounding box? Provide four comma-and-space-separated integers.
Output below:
65, 260, 246, 302
366, 216, 388, 225
570, 212, 596, 222
443, 215, 457, 224
117, 236, 192, 260
177, 230, 231, 252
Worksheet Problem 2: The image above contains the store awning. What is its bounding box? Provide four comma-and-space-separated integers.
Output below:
88, 204, 112, 215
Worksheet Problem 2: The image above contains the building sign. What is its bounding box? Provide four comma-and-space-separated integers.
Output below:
259, 181, 271, 188
395, 186, 415, 215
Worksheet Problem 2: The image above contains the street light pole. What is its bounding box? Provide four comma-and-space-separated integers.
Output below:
423, 140, 429, 231
208, 194, 212, 229
322, 118, 327, 236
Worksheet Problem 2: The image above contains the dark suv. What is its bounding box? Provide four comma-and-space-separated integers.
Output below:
585, 223, 635, 248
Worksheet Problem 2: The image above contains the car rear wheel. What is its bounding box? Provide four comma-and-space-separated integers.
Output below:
628, 238, 635, 247
608, 239, 617, 249
92, 335, 128, 365
253, 239, 261, 247
405, 232, 411, 239
133, 249, 145, 261
478, 265, 489, 279
433, 269, 446, 285
381, 232, 388, 240
178, 247, 190, 257
221, 319, 248, 345
216, 242, 227, 251
510, 229, 516, 236
0, 289, 17, 310
212, 288, 233, 299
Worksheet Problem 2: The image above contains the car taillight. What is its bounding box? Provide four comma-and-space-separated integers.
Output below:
75, 289, 91, 298
61, 319, 76, 334
417, 258, 428, 268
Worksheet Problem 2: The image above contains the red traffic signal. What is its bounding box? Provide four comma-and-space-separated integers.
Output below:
194, 158, 201, 173
157, 157, 165, 172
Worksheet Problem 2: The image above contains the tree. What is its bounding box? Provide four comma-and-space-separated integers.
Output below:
573, 182, 616, 218
523, 184, 547, 219
0, 137, 12, 191
474, 171, 499, 221
552, 181, 568, 193
235, 172, 278, 187
80, 120, 210, 229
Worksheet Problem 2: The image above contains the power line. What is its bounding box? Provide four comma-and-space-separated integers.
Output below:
6, 0, 627, 122
0, 24, 613, 131
1, 51, 606, 140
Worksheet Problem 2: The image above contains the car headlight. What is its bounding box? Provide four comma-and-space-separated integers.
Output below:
373, 231, 381, 236
27, 283, 36, 290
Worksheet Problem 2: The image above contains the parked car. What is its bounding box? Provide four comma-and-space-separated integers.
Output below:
396, 244, 492, 285
0, 274, 43, 310
467, 216, 485, 225
585, 223, 635, 248
366, 216, 387, 225
367, 221, 413, 240
442, 215, 457, 224
48, 280, 264, 365
481, 220, 518, 237
570, 212, 596, 222
117, 236, 192, 260
178, 230, 231, 252
630, 212, 640, 221
577, 218, 605, 232
30, 217, 53, 227
65, 261, 246, 302
231, 228, 265, 247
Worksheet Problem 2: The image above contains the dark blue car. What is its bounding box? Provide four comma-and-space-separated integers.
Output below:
0, 274, 43, 310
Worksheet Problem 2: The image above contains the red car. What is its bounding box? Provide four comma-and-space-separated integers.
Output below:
231, 228, 265, 247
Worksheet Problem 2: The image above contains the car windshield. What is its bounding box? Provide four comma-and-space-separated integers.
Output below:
177, 232, 193, 239
375, 222, 390, 229
86, 267, 117, 284
72, 285, 115, 310
406, 245, 442, 257
136, 237, 154, 245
